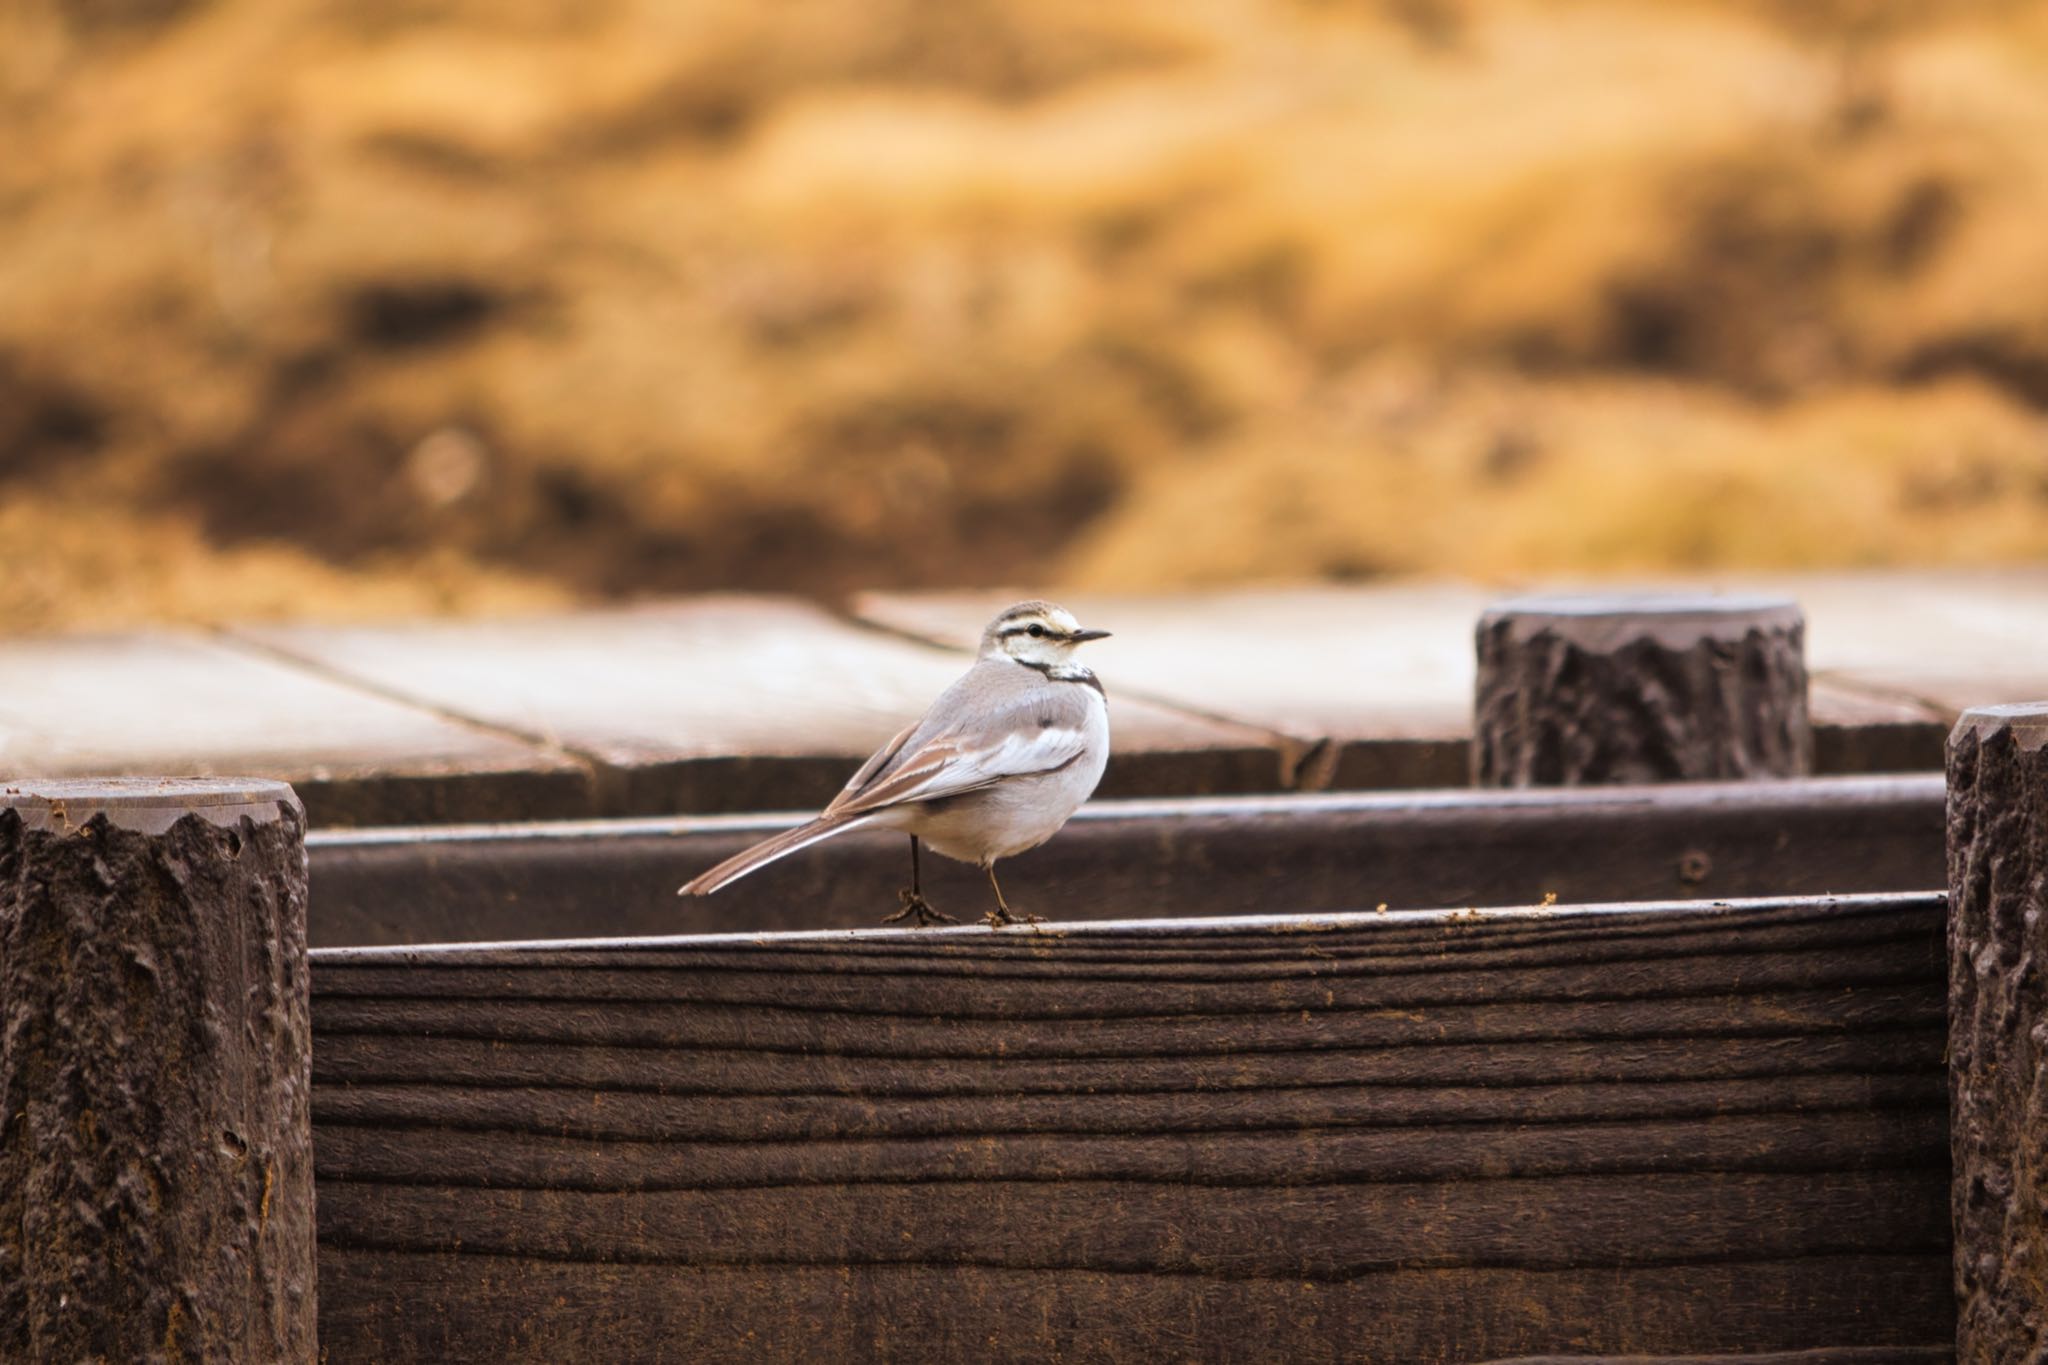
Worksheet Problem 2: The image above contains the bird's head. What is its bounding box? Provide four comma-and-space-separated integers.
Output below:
979, 600, 1111, 665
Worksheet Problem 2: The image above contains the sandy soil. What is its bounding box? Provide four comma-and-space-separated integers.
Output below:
3, 0, 2045, 631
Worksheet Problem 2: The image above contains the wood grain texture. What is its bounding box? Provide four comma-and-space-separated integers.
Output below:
1484, 1351, 1951, 1364
310, 893, 1952, 1362
0, 780, 317, 1362
306, 775, 1945, 945
1945, 703, 2048, 1364
1473, 597, 1813, 787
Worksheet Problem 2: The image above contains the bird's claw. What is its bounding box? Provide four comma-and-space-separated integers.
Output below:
982, 906, 1042, 930
883, 888, 957, 927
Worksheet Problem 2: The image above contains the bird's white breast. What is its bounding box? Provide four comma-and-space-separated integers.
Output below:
905, 682, 1109, 866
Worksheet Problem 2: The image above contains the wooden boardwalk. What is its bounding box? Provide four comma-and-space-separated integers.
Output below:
4, 568, 2046, 825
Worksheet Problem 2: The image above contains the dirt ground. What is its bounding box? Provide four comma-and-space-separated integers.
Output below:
3, 0, 2047, 632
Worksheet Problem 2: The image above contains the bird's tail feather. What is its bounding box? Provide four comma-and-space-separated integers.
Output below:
678, 813, 877, 895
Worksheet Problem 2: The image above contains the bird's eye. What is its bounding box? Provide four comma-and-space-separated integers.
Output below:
1028, 624, 1045, 637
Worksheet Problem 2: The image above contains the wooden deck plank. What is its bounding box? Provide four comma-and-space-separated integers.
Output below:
0, 630, 589, 824
237, 596, 1289, 816
1750, 567, 2048, 714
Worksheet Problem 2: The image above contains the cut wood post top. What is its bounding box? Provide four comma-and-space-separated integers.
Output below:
1473, 591, 1813, 787
1, 775, 302, 833
1950, 701, 2048, 750
1477, 592, 1805, 649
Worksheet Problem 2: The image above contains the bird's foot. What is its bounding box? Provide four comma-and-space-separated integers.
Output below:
883, 888, 957, 927
982, 906, 1042, 930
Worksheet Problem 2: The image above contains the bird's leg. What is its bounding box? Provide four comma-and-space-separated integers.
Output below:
981, 863, 1040, 929
882, 835, 956, 927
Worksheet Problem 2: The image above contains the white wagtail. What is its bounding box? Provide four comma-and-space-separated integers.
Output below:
678, 600, 1111, 926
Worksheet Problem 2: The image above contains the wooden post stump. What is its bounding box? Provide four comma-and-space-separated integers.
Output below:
0, 778, 316, 1362
1947, 703, 2048, 1364
1473, 593, 1813, 786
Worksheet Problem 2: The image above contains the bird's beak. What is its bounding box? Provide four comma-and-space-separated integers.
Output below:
1068, 628, 1112, 643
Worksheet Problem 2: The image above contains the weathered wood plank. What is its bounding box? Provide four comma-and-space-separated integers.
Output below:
308, 980, 1935, 1060
239, 597, 1289, 818
1488, 1350, 1950, 1364
1762, 567, 2048, 725
312, 1107, 1944, 1196
0, 631, 592, 825
306, 775, 1945, 944
317, 1168, 1944, 1272
310, 1070, 1944, 1148
309, 1028, 1946, 1096
310, 894, 1952, 1361
317, 1251, 1953, 1364
309, 933, 1936, 1013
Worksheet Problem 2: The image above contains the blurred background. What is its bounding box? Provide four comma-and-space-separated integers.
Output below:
4, 0, 2047, 635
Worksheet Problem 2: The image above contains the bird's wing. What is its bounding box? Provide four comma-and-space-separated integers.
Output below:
825, 683, 1096, 818
821, 719, 919, 818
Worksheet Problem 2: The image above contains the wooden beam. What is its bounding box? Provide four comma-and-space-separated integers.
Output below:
307, 775, 1944, 945
310, 893, 1952, 1362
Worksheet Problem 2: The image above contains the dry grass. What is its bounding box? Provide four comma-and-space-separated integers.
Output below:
2, 0, 2046, 632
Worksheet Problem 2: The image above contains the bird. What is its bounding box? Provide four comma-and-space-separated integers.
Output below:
678, 600, 1112, 927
